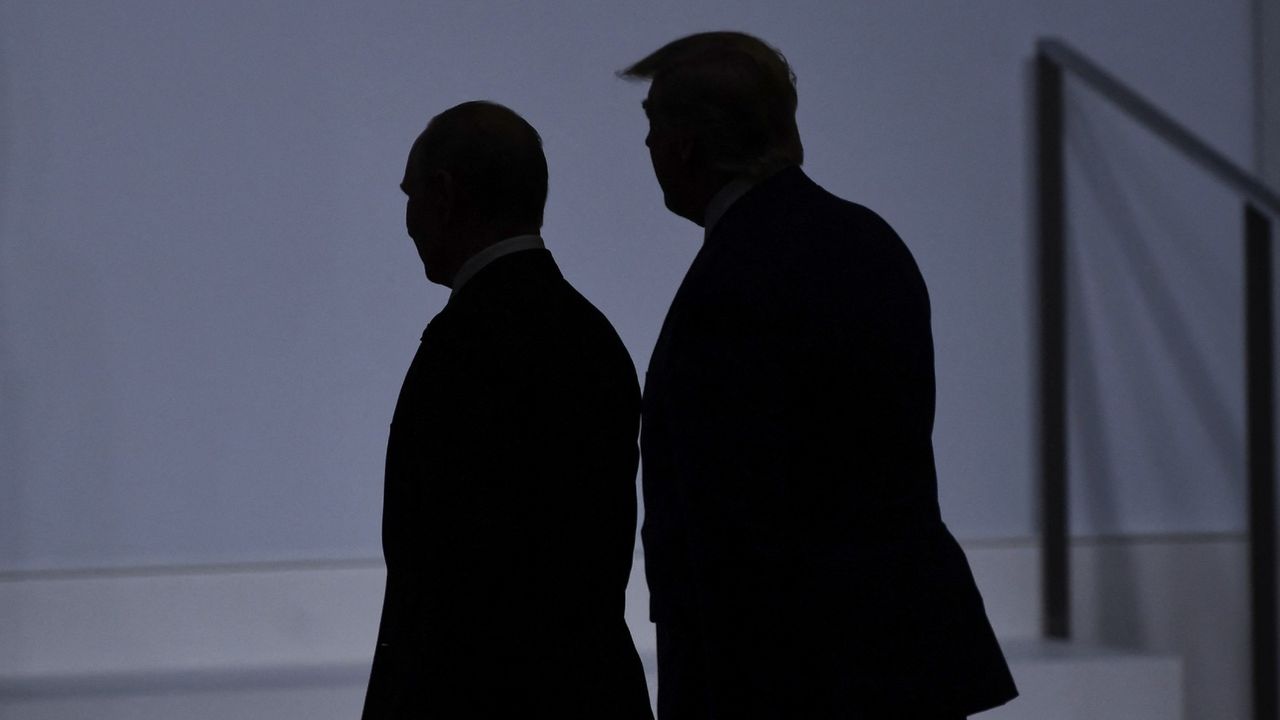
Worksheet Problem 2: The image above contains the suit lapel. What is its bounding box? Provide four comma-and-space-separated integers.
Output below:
645, 223, 739, 406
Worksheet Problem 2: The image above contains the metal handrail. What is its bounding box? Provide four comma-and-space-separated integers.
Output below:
1036, 37, 1277, 720
1038, 40, 1280, 214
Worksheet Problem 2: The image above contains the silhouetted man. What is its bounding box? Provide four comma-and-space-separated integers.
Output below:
622, 33, 1018, 719
361, 101, 653, 719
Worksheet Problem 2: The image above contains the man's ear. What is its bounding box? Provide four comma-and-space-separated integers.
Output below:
426, 169, 455, 226
676, 130, 697, 165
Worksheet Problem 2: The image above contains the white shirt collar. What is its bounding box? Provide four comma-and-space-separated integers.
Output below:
702, 166, 795, 241
703, 177, 757, 241
450, 234, 545, 297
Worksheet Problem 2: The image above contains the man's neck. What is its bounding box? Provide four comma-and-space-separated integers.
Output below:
448, 233, 545, 296
702, 176, 757, 238
701, 165, 792, 239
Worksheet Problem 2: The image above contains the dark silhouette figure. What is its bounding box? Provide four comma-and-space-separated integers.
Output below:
622, 33, 1018, 719
361, 101, 653, 719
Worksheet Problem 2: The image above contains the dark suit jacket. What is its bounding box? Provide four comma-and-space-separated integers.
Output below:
642, 168, 1018, 717
363, 248, 653, 719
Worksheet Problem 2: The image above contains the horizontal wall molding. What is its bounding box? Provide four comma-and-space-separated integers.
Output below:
0, 534, 1251, 718
0, 532, 1248, 582
0, 662, 370, 700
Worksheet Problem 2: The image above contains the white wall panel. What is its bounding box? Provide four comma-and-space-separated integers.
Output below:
0, 0, 1256, 568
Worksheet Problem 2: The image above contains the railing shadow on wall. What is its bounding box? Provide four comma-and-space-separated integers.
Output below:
1035, 38, 1278, 720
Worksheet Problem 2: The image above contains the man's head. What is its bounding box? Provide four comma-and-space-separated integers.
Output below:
401, 101, 548, 286
620, 32, 803, 224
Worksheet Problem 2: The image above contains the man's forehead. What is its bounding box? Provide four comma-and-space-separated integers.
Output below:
407, 132, 425, 161
400, 148, 420, 192
641, 84, 659, 118
403, 132, 428, 171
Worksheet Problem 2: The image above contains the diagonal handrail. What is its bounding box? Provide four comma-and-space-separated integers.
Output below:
1038, 39, 1280, 214
1036, 37, 1277, 720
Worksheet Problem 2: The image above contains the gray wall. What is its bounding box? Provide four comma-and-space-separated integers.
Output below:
1259, 0, 1280, 186
0, 0, 1257, 571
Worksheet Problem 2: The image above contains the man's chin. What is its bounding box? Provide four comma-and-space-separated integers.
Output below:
662, 193, 699, 225
423, 264, 449, 288
665, 197, 706, 225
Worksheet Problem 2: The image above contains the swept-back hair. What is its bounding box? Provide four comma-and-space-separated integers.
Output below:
620, 31, 803, 178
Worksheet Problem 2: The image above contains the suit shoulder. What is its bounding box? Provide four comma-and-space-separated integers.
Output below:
707, 180, 932, 331
808, 186, 908, 251
553, 278, 638, 366
811, 191, 925, 282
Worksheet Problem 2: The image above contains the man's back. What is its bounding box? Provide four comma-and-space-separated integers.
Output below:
366, 249, 652, 719
642, 167, 1016, 717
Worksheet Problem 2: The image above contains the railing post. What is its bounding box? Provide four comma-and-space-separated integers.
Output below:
1037, 36, 1280, 714
1246, 203, 1277, 720
1037, 51, 1069, 640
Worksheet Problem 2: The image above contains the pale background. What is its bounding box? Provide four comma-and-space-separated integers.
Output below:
0, 1, 1275, 719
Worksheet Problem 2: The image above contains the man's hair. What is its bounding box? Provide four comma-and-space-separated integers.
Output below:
413, 101, 548, 227
619, 31, 803, 178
